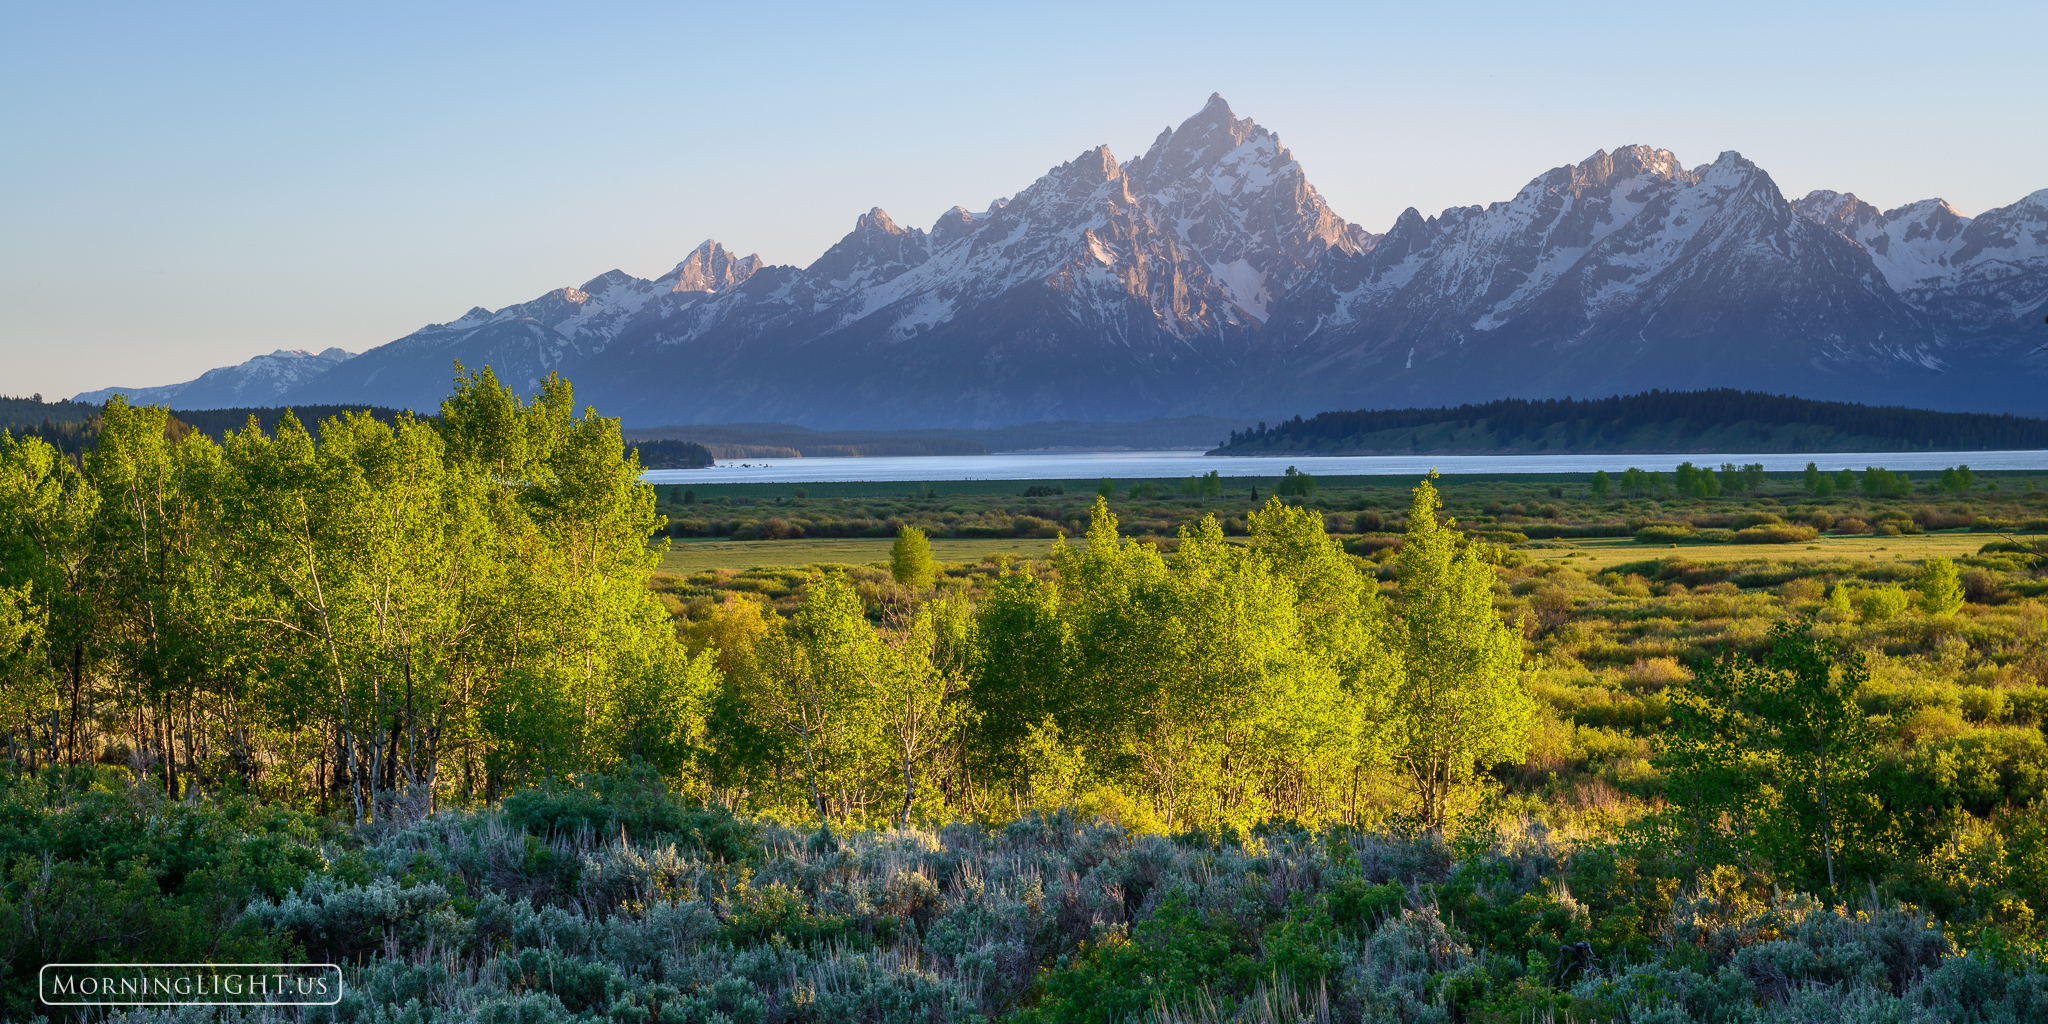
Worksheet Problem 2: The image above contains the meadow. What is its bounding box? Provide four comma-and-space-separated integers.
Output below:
8, 375, 2048, 1023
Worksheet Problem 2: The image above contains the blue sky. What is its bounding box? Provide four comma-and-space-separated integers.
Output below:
4, 0, 2043, 399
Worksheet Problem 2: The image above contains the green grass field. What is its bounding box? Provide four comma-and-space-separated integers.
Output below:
659, 528, 2018, 575
1529, 529, 2006, 571
658, 536, 1062, 573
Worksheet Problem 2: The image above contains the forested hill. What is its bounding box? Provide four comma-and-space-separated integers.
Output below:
2, 395, 419, 456
1214, 390, 2048, 455
165, 403, 416, 440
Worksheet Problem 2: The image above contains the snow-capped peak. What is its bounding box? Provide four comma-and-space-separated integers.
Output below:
205, 94, 2040, 428
74, 346, 358, 409
661, 240, 763, 294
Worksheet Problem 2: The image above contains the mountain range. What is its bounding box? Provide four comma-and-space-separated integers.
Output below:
77, 96, 2048, 427
76, 348, 356, 409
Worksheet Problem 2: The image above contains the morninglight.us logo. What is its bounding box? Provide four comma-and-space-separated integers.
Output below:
39, 964, 344, 1006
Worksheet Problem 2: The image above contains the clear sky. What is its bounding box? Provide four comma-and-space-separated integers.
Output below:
4, 0, 2043, 399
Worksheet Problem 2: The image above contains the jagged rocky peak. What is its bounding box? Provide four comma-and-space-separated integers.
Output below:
930, 205, 977, 245
1697, 149, 1776, 187
805, 207, 931, 286
1882, 198, 1971, 243
1568, 145, 1693, 191
664, 240, 762, 293
1002, 145, 1134, 218
1793, 190, 1884, 229
854, 207, 910, 236
1125, 93, 1261, 185
1064, 144, 1125, 186
1113, 93, 1365, 310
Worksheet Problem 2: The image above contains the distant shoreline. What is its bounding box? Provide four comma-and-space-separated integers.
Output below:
1208, 445, 2048, 457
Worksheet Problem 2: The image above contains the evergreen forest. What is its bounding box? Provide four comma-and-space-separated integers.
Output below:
7, 371, 2048, 1022
1218, 390, 2048, 455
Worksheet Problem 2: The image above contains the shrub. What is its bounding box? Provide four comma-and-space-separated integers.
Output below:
1346, 536, 1401, 557
1861, 586, 1912, 621
0, 768, 328, 1018
1916, 509, 1975, 530
1635, 524, 1694, 544
1520, 523, 1632, 539
501, 766, 762, 861
1835, 517, 1873, 534
1959, 569, 2002, 604
1732, 524, 1820, 544
1466, 529, 1530, 544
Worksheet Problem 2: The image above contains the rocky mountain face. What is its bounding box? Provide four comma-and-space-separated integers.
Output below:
108, 96, 2047, 425
1791, 188, 2048, 336
75, 347, 355, 409
1260, 146, 1963, 412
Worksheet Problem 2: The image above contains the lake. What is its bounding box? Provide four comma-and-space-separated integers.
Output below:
643, 448, 2048, 485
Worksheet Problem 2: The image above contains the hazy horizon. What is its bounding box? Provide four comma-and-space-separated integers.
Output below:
5, 0, 2044, 399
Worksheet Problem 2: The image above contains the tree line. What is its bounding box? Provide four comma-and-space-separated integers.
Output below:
0, 368, 675, 824
1223, 389, 2048, 451
0, 370, 1538, 832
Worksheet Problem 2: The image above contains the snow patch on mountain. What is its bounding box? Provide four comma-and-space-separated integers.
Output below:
121, 95, 2046, 425
75, 348, 356, 409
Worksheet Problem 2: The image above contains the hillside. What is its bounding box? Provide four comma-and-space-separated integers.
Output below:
1213, 389, 2048, 455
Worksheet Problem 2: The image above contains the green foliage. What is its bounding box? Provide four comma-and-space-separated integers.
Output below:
1636, 523, 1696, 543
1675, 461, 1722, 498
500, 764, 761, 861
1391, 474, 1534, 828
1863, 465, 1913, 497
0, 766, 328, 1018
1920, 556, 1967, 615
25, 372, 2048, 1021
1942, 464, 1978, 494
1862, 585, 1913, 621
891, 523, 937, 589
0, 367, 680, 820
1221, 389, 2048, 454
1275, 465, 1317, 497
1175, 469, 1223, 498
1590, 469, 1610, 498
1655, 619, 1879, 889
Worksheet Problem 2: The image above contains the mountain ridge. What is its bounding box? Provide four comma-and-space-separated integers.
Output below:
83, 96, 2048, 424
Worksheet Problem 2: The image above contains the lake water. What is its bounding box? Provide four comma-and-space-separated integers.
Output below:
644, 448, 2048, 485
